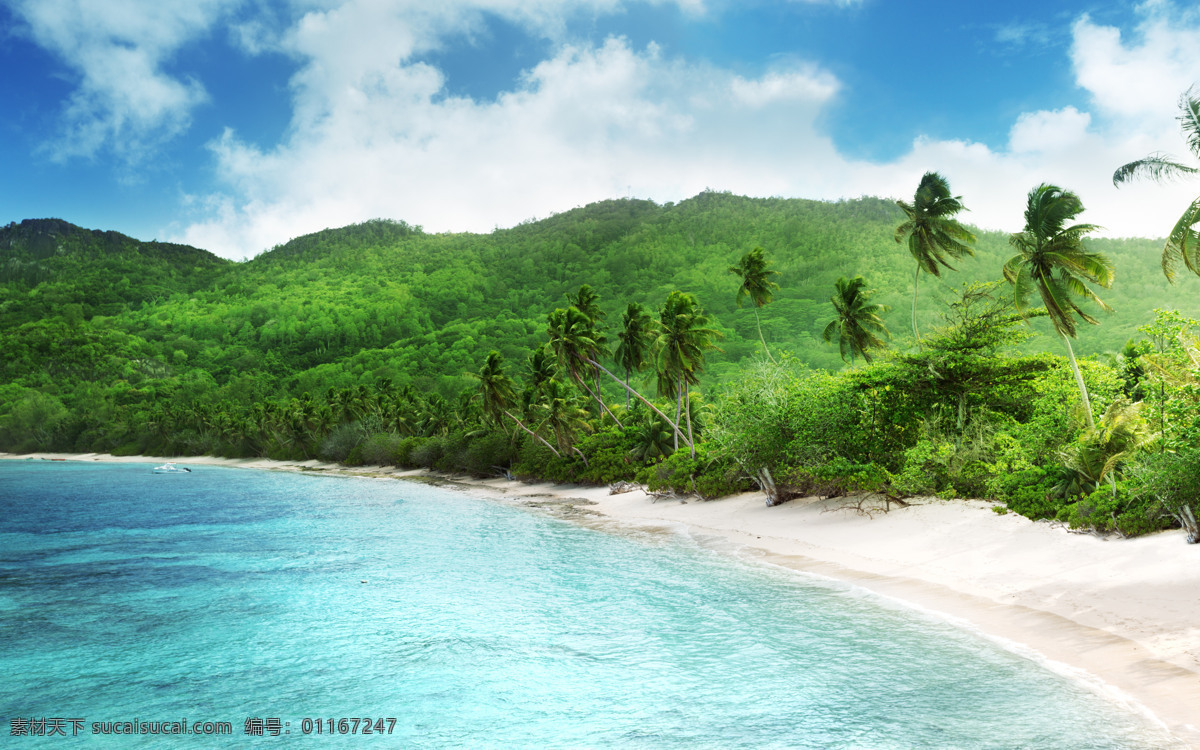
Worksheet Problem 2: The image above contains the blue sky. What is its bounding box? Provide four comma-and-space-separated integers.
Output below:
2, 0, 1198, 259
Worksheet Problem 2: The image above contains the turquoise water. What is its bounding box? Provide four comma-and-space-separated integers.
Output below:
0, 461, 1176, 748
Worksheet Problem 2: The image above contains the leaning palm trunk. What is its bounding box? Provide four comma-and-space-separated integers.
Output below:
1058, 331, 1095, 430
504, 411, 561, 457
674, 377, 684, 451
684, 381, 696, 458
912, 264, 922, 346
572, 369, 624, 428
584, 357, 691, 448
753, 308, 776, 364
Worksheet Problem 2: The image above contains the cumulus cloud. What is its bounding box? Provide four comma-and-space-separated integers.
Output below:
7, 0, 239, 163
18, 0, 1197, 258
176, 35, 847, 255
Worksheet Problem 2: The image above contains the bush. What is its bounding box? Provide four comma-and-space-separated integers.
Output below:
408, 436, 446, 468
319, 423, 365, 463
576, 426, 641, 485
358, 432, 403, 466
1056, 482, 1173, 537
988, 467, 1061, 520
777, 459, 892, 498
644, 444, 749, 498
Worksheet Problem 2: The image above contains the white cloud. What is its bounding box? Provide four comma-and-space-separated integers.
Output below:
8, 0, 239, 163
1008, 107, 1092, 154
175, 34, 847, 256
145, 0, 1200, 258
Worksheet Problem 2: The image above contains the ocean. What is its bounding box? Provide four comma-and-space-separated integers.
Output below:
0, 461, 1177, 748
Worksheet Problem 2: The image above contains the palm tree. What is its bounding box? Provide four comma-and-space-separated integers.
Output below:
567, 284, 609, 405
895, 172, 976, 344
546, 306, 623, 426
729, 246, 780, 363
1113, 86, 1200, 281
535, 379, 592, 464
653, 291, 722, 457
1059, 399, 1154, 497
822, 276, 890, 364
614, 302, 655, 409
567, 284, 606, 325
1003, 183, 1113, 429
472, 351, 516, 430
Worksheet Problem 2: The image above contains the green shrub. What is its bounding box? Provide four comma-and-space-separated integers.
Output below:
644, 444, 749, 498
408, 436, 446, 468
777, 459, 892, 498
318, 423, 364, 463
1056, 482, 1173, 537
358, 432, 403, 466
988, 467, 1061, 520
576, 426, 641, 485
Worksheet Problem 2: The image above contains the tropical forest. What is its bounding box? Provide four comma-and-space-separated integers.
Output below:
5, 94, 1200, 543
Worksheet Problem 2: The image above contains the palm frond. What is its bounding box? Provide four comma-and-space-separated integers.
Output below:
1164, 195, 1200, 280
1179, 86, 1200, 159
1112, 154, 1198, 185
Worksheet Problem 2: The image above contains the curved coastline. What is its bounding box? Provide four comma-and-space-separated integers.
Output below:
6, 451, 1199, 747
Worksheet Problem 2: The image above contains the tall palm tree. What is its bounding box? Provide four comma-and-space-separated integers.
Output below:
653, 291, 722, 457
472, 351, 516, 430
535, 379, 592, 464
614, 302, 655, 409
546, 306, 623, 427
1113, 86, 1200, 281
895, 172, 976, 344
567, 284, 606, 325
822, 276, 890, 364
1003, 183, 1113, 429
729, 246, 781, 363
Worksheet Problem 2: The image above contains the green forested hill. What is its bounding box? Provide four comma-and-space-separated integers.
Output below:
2, 192, 1197, 455
0, 218, 231, 323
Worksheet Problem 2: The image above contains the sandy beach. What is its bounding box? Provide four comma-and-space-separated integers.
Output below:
6, 452, 1200, 746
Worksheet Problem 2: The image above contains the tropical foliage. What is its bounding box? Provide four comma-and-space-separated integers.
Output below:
4, 176, 1200, 542
1113, 86, 1200, 280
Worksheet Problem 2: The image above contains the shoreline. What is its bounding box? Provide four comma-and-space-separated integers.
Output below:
6, 452, 1199, 746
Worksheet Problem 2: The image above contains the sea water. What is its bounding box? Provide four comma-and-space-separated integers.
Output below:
0, 461, 1179, 748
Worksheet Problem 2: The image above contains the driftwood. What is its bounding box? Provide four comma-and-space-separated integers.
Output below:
758, 466, 784, 507
822, 491, 910, 519
609, 481, 641, 495
649, 489, 687, 504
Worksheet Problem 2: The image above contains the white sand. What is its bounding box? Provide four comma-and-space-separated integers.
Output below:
7, 452, 1200, 745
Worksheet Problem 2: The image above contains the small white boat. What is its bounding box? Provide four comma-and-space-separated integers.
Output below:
153, 462, 191, 474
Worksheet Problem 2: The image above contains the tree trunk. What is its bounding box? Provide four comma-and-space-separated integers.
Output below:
574, 369, 624, 428
674, 376, 683, 451
585, 357, 691, 447
1059, 331, 1095, 430
912, 264, 923, 348
504, 411, 561, 457
956, 392, 966, 450
685, 381, 696, 459
758, 466, 780, 507
754, 307, 776, 364
623, 366, 631, 410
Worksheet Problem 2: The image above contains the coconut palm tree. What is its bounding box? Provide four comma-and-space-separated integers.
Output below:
546, 306, 623, 427
1113, 86, 1200, 281
535, 379, 592, 464
472, 351, 516, 430
1058, 399, 1154, 497
567, 284, 606, 325
653, 291, 722, 457
1003, 183, 1113, 429
729, 246, 780, 363
822, 276, 890, 364
614, 302, 655, 409
895, 172, 976, 344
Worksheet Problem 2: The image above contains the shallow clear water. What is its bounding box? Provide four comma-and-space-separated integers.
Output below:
0, 461, 1176, 748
